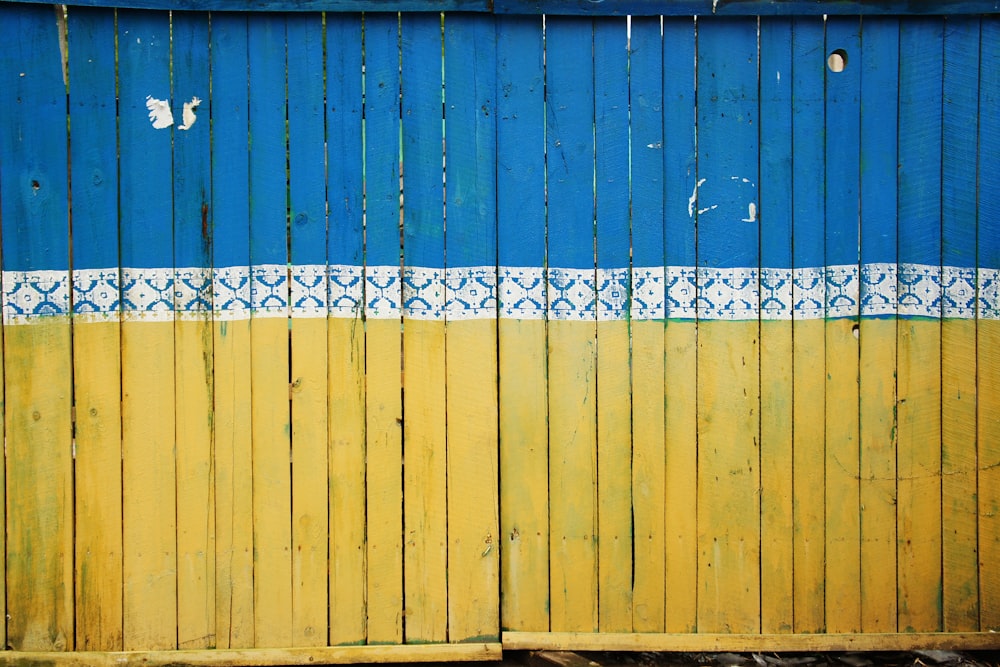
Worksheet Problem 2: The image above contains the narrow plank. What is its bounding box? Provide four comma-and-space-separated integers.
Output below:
286, 12, 329, 648
363, 12, 405, 644
694, 15, 761, 634
823, 16, 862, 634
758, 14, 794, 635
858, 15, 900, 634
443, 13, 500, 643
790, 16, 827, 634
326, 11, 367, 646
116, 8, 177, 651
896, 16, 944, 634
628, 14, 665, 634
940, 15, 981, 632
593, 15, 631, 634
247, 12, 293, 648
66, 5, 124, 651
0, 6, 74, 651
661, 16, 698, 634
544, 15, 598, 634
171, 11, 216, 650
400, 12, 448, 643
210, 11, 255, 648
496, 14, 550, 634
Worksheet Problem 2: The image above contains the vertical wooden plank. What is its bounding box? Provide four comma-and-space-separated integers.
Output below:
694, 16, 761, 635
117, 8, 177, 651
172, 11, 215, 650
444, 14, 499, 641
496, 14, 549, 634
247, 12, 292, 648
67, 5, 124, 651
0, 3, 74, 651
210, 11, 255, 648
326, 11, 367, 647
823, 16, 862, 635
400, 13, 448, 643
758, 14, 794, 635
790, 16, 827, 634
940, 15, 981, 633
858, 15, 899, 634
593, 16, 632, 634
897, 15, 944, 634
544, 15, 597, 634
286, 12, 328, 648
628, 14, 666, 635
661, 16, 698, 634
364, 12, 405, 645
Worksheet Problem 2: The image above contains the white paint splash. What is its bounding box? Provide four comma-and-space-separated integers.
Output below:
698, 204, 718, 215
688, 178, 706, 218
145, 95, 173, 129
177, 96, 201, 130
742, 202, 757, 222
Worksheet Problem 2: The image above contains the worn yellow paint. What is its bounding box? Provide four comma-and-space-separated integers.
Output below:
175, 319, 216, 649
498, 318, 549, 633
446, 319, 500, 641
73, 320, 124, 650
630, 320, 665, 633
977, 319, 1000, 631
121, 319, 177, 651
290, 317, 329, 647
365, 317, 405, 644
5, 320, 74, 651
759, 319, 793, 633
792, 319, 825, 633
663, 320, 697, 633
825, 318, 861, 633
212, 319, 255, 648
596, 319, 632, 632
250, 316, 292, 647
696, 320, 760, 634
858, 317, 898, 632
897, 319, 943, 632
328, 316, 367, 645
548, 320, 598, 633
402, 318, 448, 642
941, 318, 979, 631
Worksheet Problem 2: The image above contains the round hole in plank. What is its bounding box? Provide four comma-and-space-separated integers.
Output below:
827, 48, 848, 73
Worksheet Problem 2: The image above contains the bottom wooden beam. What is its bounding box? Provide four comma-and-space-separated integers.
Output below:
503, 632, 1000, 652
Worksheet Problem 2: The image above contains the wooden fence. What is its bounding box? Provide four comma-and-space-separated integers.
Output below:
0, 0, 998, 662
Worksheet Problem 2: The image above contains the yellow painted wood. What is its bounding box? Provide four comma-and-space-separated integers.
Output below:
290, 317, 329, 647
663, 320, 697, 633
446, 319, 500, 641
0, 642, 503, 667
121, 319, 177, 651
175, 318, 216, 649
250, 316, 292, 647
896, 319, 943, 632
825, 318, 861, 633
941, 318, 979, 630
696, 320, 760, 633
498, 318, 549, 632
73, 320, 124, 650
548, 320, 598, 633
327, 316, 367, 645
4, 320, 74, 651
978, 319, 1000, 630
402, 318, 448, 642
630, 320, 665, 632
365, 317, 405, 644
759, 319, 793, 633
212, 319, 255, 648
858, 318, 898, 632
596, 319, 633, 632
792, 319, 826, 633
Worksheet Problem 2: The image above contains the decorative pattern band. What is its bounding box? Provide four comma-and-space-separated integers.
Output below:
2, 263, 997, 324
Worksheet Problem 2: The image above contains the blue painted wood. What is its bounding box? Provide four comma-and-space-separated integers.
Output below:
629, 17, 664, 278
792, 17, 826, 275
594, 18, 629, 276
981, 21, 1000, 282
759, 17, 793, 276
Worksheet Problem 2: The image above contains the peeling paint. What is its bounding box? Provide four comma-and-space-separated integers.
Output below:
698, 204, 719, 215
742, 202, 757, 222
688, 177, 707, 218
145, 95, 173, 129
177, 96, 201, 131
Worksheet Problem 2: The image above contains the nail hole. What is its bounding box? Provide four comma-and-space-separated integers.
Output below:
827, 48, 848, 73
